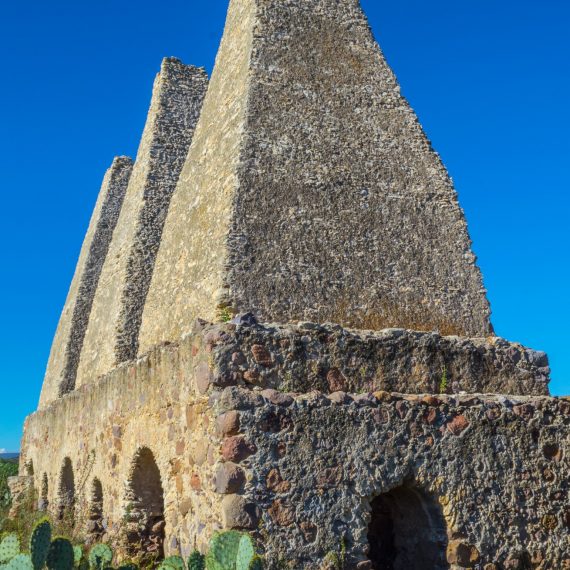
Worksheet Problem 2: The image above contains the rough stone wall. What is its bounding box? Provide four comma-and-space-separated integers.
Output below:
75, 58, 208, 388
194, 321, 550, 397
139, 0, 491, 358
215, 386, 570, 569
20, 328, 568, 568
39, 157, 133, 407
21, 331, 225, 558
138, 0, 256, 354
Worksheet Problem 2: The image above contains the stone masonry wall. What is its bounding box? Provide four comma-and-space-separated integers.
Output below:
21, 330, 225, 559
20, 326, 568, 568
39, 157, 133, 407
138, 0, 256, 355
139, 0, 492, 359
199, 320, 550, 397
216, 386, 570, 568
75, 58, 208, 389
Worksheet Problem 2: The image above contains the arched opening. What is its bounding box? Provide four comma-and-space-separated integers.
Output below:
367, 485, 449, 570
87, 478, 105, 541
39, 473, 49, 511
58, 458, 75, 525
124, 448, 165, 562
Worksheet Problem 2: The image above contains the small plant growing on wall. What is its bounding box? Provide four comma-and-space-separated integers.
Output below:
439, 365, 449, 394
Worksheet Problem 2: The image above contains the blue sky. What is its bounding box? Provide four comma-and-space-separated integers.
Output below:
0, 0, 568, 452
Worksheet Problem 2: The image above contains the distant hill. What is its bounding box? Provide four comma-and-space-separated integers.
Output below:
0, 453, 19, 462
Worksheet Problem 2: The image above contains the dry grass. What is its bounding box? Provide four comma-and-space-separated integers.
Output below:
322, 297, 465, 337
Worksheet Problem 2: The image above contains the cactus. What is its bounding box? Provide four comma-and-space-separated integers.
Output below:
88, 545, 112, 570
29, 519, 52, 570
46, 538, 74, 570
235, 535, 255, 570
205, 531, 242, 570
5, 555, 33, 570
161, 557, 184, 570
0, 535, 20, 563
187, 552, 205, 570
116, 564, 138, 570
72, 547, 83, 568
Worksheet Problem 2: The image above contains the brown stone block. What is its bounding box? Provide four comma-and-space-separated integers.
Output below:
221, 436, 256, 462
221, 495, 260, 530
216, 410, 241, 437
447, 415, 470, 435
214, 462, 246, 494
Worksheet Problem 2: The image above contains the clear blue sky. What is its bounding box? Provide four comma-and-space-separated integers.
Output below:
0, 0, 568, 452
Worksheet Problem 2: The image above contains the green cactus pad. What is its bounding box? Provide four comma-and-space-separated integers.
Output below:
0, 535, 20, 564
46, 538, 74, 570
6, 554, 34, 570
235, 535, 255, 570
161, 557, 184, 570
72, 547, 82, 567
88, 545, 112, 570
29, 519, 52, 570
187, 552, 205, 570
205, 531, 243, 570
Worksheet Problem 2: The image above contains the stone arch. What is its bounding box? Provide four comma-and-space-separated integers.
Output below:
57, 458, 75, 523
87, 478, 105, 541
367, 484, 449, 570
124, 447, 165, 561
39, 473, 49, 511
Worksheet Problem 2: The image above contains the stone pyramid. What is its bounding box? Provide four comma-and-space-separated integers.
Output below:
15, 2, 565, 568
137, 0, 492, 358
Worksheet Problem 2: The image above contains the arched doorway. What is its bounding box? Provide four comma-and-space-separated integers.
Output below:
87, 478, 105, 541
367, 484, 449, 570
58, 458, 75, 525
124, 448, 165, 562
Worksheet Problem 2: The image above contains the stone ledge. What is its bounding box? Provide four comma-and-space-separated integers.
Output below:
202, 319, 550, 396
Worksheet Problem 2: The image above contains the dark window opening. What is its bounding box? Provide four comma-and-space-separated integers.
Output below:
124, 448, 165, 563
87, 478, 105, 541
368, 485, 449, 570
58, 458, 75, 525
39, 473, 49, 511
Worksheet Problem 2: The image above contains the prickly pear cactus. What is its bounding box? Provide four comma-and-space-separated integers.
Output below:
5, 554, 33, 570
0, 535, 20, 564
235, 535, 255, 570
72, 546, 82, 568
161, 557, 184, 570
87, 545, 112, 570
29, 518, 52, 570
187, 552, 205, 570
46, 538, 74, 570
205, 531, 243, 570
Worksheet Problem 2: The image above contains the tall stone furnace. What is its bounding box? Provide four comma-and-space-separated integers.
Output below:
13, 0, 568, 568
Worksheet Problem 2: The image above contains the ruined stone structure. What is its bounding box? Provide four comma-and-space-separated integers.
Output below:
13, 0, 569, 568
